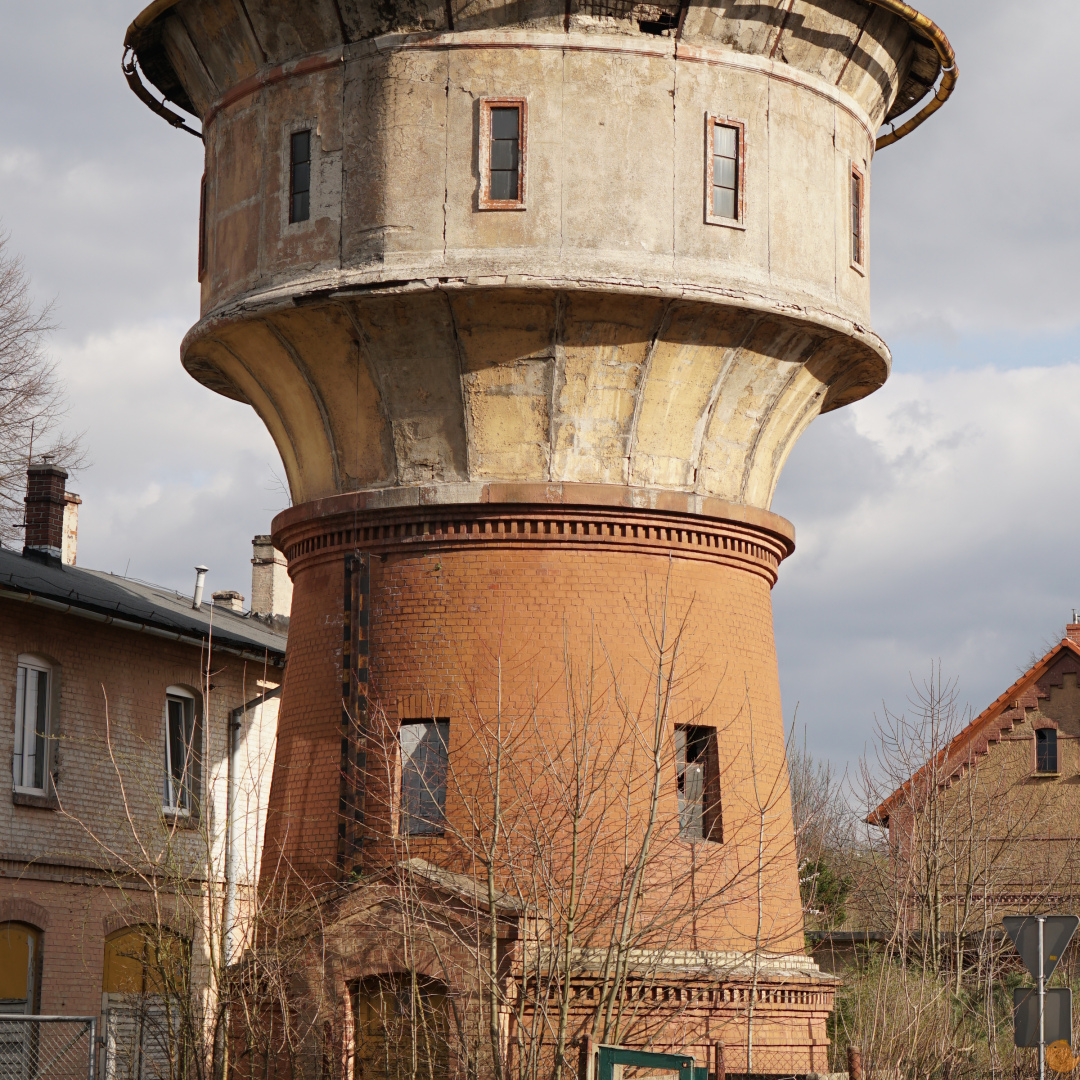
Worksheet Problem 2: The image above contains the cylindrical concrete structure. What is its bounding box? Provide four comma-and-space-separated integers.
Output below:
125, 0, 952, 1069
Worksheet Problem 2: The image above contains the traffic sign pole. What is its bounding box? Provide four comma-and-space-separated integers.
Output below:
1039, 916, 1046, 1080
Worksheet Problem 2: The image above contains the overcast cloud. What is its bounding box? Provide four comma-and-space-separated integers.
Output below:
0, 0, 1077, 779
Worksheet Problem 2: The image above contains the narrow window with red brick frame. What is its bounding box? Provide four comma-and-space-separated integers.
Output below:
851, 166, 865, 266
479, 99, 527, 210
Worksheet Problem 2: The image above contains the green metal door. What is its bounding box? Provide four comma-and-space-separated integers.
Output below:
595, 1044, 709, 1080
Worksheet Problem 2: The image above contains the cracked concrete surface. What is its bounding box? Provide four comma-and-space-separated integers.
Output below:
128, 0, 937, 510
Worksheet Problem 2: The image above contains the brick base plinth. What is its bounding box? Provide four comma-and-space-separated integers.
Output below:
267, 486, 834, 1072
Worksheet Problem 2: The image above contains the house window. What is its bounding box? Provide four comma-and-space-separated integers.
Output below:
479, 99, 527, 209
705, 116, 746, 228
0, 922, 41, 1015
399, 719, 449, 835
290, 129, 311, 223
851, 165, 865, 267
13, 657, 52, 794
1036, 728, 1058, 774
164, 689, 197, 814
675, 724, 722, 842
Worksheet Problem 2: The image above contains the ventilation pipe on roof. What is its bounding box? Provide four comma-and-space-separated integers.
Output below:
192, 565, 209, 610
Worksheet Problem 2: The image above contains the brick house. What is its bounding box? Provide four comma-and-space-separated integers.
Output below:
868, 626, 1080, 928
0, 464, 288, 1066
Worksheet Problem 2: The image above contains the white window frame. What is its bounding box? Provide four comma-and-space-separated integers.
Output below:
705, 114, 747, 230
478, 98, 528, 211
163, 687, 197, 816
13, 655, 52, 795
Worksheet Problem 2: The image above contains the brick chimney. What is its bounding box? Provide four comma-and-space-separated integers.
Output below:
24, 463, 68, 564
212, 589, 245, 612
251, 535, 292, 625
1067, 623, 1080, 646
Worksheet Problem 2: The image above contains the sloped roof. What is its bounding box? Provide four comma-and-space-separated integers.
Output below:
869, 635, 1080, 827
0, 546, 286, 665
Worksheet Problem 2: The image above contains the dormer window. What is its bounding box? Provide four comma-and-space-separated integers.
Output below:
1036, 727, 1058, 774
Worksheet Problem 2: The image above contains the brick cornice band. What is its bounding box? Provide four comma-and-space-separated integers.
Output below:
273, 486, 795, 587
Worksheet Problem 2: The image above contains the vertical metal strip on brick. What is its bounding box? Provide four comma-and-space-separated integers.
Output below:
337, 552, 369, 878
336, 555, 354, 873
353, 552, 370, 876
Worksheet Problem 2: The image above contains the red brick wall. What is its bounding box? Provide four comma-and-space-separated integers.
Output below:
23, 465, 68, 555
266, 501, 806, 956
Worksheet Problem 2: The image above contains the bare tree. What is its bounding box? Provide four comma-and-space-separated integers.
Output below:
0, 230, 82, 543
825, 663, 1073, 1078
329, 567, 808, 1080
788, 738, 856, 929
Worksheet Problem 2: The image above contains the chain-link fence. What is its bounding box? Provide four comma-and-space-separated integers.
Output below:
0, 1016, 96, 1080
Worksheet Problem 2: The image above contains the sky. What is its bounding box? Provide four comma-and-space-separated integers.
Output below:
0, 0, 1077, 782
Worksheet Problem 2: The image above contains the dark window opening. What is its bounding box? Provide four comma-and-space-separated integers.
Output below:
851, 169, 863, 265
489, 107, 520, 202
1036, 728, 1058, 774
290, 129, 311, 224
675, 724, 722, 842
712, 123, 739, 221
400, 719, 449, 835
198, 174, 207, 279
638, 10, 679, 34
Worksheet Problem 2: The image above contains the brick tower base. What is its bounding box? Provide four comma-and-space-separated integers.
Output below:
266, 483, 836, 1074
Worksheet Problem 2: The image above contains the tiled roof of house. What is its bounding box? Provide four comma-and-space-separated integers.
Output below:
869, 634, 1080, 826
0, 546, 286, 665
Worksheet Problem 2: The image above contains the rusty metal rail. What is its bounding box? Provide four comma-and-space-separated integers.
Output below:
868, 0, 957, 150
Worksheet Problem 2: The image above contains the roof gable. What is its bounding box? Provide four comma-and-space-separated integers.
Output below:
870, 637, 1080, 826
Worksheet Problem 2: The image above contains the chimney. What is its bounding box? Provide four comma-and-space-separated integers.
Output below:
251, 535, 292, 624
62, 491, 81, 566
1068, 621, 1080, 646
23, 463, 69, 564
192, 565, 209, 610
212, 589, 245, 612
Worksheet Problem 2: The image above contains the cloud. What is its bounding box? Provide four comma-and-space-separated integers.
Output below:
1, 0, 1077, 793
773, 362, 1080, 773
56, 322, 286, 598
871, 0, 1080, 336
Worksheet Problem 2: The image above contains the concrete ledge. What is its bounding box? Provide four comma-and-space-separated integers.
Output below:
272, 482, 795, 551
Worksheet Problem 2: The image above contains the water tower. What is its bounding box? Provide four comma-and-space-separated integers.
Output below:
124, 0, 953, 1069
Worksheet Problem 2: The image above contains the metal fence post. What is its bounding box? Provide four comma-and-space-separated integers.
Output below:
88, 1017, 98, 1080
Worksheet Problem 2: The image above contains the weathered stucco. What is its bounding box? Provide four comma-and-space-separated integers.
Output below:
127, 0, 928, 511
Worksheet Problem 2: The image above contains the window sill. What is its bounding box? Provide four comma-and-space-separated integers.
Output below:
12, 790, 58, 811
161, 807, 200, 829
704, 215, 747, 231
1031, 771, 1060, 779
850, 260, 867, 277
